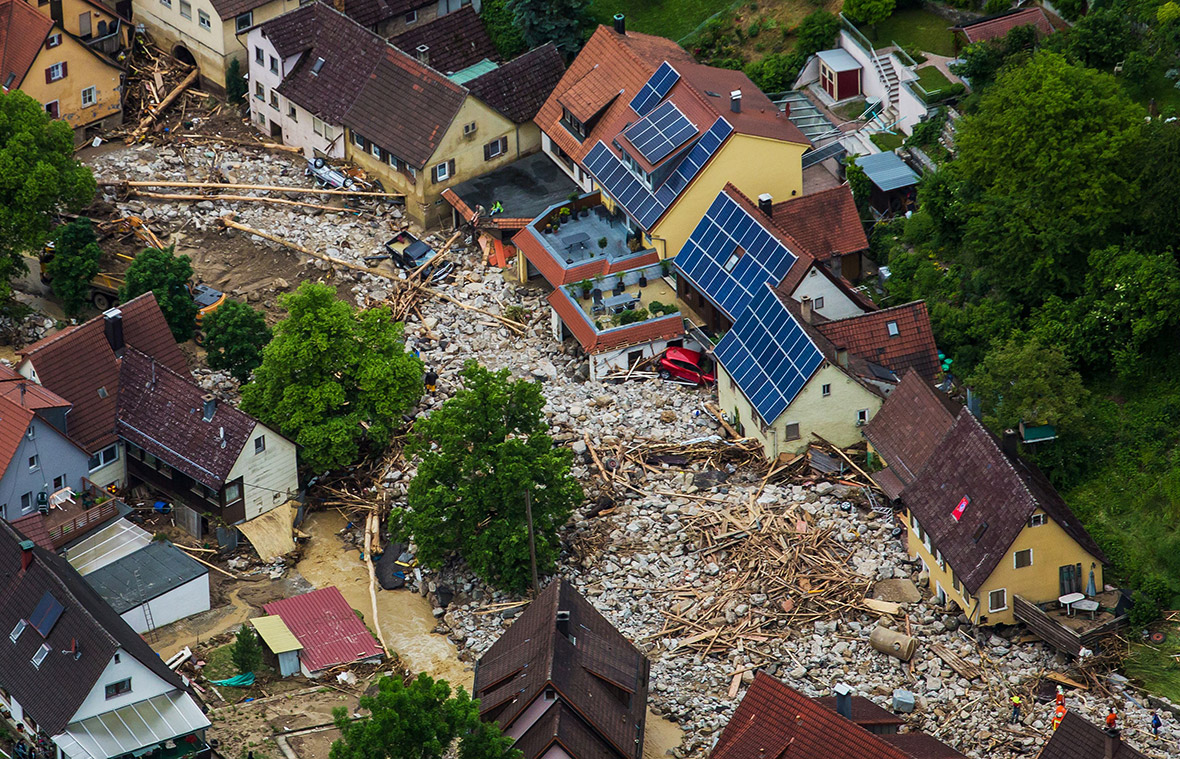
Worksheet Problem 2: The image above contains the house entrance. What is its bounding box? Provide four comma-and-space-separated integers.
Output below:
172, 45, 196, 67
1059, 563, 1083, 596
270, 120, 282, 140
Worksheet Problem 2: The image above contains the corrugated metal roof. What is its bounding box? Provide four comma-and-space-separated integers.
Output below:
817, 49, 860, 73
263, 587, 382, 672
855, 152, 919, 192
251, 615, 303, 654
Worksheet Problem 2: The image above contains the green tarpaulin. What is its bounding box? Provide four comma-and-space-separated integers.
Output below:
210, 672, 255, 686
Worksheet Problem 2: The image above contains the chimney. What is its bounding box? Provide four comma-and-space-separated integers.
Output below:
416, 44, 429, 64
556, 609, 570, 639
833, 684, 853, 720
19, 539, 34, 571
202, 394, 217, 422
613, 13, 625, 34
1104, 728, 1120, 759
757, 193, 773, 217
103, 307, 124, 357
799, 296, 813, 324
836, 349, 849, 368
730, 89, 742, 113
1001, 429, 1020, 458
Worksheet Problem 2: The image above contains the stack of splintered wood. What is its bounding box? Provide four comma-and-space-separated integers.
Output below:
642, 496, 872, 660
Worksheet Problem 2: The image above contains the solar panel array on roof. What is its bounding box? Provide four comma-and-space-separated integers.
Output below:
674, 190, 800, 320
629, 61, 680, 116
29, 591, 64, 638
655, 117, 733, 205
716, 285, 825, 423
624, 101, 697, 165
584, 141, 665, 228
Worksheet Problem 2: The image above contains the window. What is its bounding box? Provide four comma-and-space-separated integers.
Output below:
254, 436, 265, 453
723, 246, 744, 272
44, 101, 59, 119
46, 33, 62, 48
269, 91, 278, 109
813, 296, 824, 310
821, 384, 831, 397
235, 11, 251, 32
53, 474, 66, 490
88, 444, 119, 471
887, 321, 899, 337
32, 644, 50, 669
857, 409, 869, 424
311, 57, 324, 75
255, 46, 264, 65
313, 116, 323, 135
28, 455, 38, 472
1028, 513, 1047, 527
269, 55, 278, 74
10, 620, 26, 643
97, 385, 108, 399
160, 0, 171, 7
463, 121, 477, 136
937, 549, 946, 571
483, 136, 508, 160
25, 425, 34, 440
224, 481, 243, 503
323, 124, 334, 140
254, 81, 264, 100
20, 493, 31, 513
404, 9, 417, 22
560, 106, 586, 140
1014, 549, 1033, 569
432, 159, 454, 183
370, 142, 380, 158
178, 0, 190, 17
198, 9, 211, 28
988, 589, 1007, 613
104, 679, 132, 699
288, 105, 297, 121
783, 422, 800, 441
4, 72, 14, 89
81, 86, 96, 107
972, 522, 989, 543
46, 62, 65, 82
351, 130, 364, 147
114, 653, 120, 663
952, 573, 960, 593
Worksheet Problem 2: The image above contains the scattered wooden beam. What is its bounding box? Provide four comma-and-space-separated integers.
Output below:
100, 179, 403, 198
364, 513, 391, 658
129, 68, 199, 141
176, 546, 237, 579
134, 190, 370, 214
931, 643, 983, 681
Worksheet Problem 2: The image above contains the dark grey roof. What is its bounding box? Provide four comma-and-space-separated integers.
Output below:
0, 520, 187, 735
467, 43, 565, 124
84, 542, 207, 614
448, 151, 577, 220
390, 6, 497, 75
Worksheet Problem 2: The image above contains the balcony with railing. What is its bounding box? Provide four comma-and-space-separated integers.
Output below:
45, 478, 123, 547
82, 18, 126, 57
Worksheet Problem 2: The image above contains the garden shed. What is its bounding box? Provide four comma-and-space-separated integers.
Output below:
816, 49, 862, 101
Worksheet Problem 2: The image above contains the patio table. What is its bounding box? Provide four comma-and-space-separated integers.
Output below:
1072, 598, 1100, 619
603, 293, 639, 313
1058, 592, 1085, 616
561, 232, 590, 251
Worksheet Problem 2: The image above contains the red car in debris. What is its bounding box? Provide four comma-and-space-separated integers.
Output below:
657, 347, 716, 385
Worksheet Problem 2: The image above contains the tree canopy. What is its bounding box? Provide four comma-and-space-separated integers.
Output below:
506, 0, 588, 57
240, 282, 422, 472
965, 334, 1088, 434
330, 674, 519, 759
119, 246, 199, 342
0, 91, 96, 304
47, 218, 102, 317
202, 300, 272, 383
843, 0, 894, 30
231, 625, 262, 675
393, 361, 582, 592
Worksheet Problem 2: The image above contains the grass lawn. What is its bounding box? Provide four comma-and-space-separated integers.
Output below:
865, 9, 957, 57
1130, 61, 1180, 114
205, 643, 269, 700
1124, 629, 1180, 702
915, 65, 953, 96
870, 131, 905, 151
588, 0, 738, 42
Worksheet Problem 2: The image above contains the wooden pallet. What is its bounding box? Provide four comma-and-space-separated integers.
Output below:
930, 643, 983, 681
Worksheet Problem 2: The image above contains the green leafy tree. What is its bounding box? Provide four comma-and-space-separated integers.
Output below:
966, 334, 1088, 434
46, 218, 102, 317
844, 0, 895, 33
393, 361, 582, 592
330, 674, 519, 759
203, 300, 272, 383
481, 0, 527, 59
1131, 120, 1180, 253
240, 282, 423, 472
1053, 0, 1085, 20
119, 246, 199, 342
1065, 7, 1137, 69
948, 52, 1145, 307
225, 58, 247, 104
844, 157, 873, 213
506, 0, 587, 57
0, 90, 96, 305
231, 625, 262, 674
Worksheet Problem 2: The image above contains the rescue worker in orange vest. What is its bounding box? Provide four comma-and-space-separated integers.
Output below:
1106, 708, 1118, 729
1055, 686, 1066, 707
1052, 704, 1067, 731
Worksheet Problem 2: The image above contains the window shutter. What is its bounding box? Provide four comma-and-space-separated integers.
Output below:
483, 142, 491, 161
447, 159, 455, 177
431, 164, 439, 183
61, 61, 67, 78
45, 67, 52, 84
499, 136, 508, 154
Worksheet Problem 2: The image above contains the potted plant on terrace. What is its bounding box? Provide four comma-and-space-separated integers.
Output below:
579, 279, 593, 298
558, 207, 571, 225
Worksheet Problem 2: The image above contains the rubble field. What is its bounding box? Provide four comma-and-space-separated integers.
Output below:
79, 136, 1175, 759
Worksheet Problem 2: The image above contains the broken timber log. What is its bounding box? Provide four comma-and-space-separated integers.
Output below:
100, 179, 404, 198
134, 190, 370, 214
128, 68, 199, 141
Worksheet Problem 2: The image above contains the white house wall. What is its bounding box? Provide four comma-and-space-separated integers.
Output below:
120, 573, 210, 634
71, 649, 176, 723
246, 29, 344, 159
225, 422, 298, 522
541, 133, 594, 192
790, 266, 867, 321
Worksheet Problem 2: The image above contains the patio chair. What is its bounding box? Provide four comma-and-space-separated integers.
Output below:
591, 290, 605, 315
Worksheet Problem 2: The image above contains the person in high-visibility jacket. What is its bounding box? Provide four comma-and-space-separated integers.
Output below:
1053, 704, 1067, 731
1055, 686, 1066, 706
1010, 694, 1022, 724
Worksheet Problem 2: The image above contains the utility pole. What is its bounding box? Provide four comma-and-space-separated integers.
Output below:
524, 489, 539, 594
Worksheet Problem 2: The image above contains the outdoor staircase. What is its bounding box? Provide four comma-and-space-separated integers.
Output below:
873, 53, 900, 109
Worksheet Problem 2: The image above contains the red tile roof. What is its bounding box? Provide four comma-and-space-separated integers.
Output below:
813, 301, 940, 382
466, 43, 565, 124
546, 288, 683, 355
344, 44, 467, 168
20, 294, 187, 451
863, 370, 960, 499
263, 586, 383, 673
0, 394, 36, 476
957, 7, 1054, 43
0, 364, 71, 411
9, 512, 52, 551
772, 185, 868, 263
1037, 714, 1147, 759
711, 674, 912, 759
0, 0, 53, 91
814, 696, 906, 727
116, 348, 259, 490
391, 6, 497, 75
880, 733, 969, 759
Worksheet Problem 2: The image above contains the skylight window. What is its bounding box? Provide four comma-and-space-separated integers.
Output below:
887, 321, 899, 337
972, 521, 989, 543
311, 57, 325, 75
723, 246, 744, 273
32, 644, 50, 668
10, 619, 26, 643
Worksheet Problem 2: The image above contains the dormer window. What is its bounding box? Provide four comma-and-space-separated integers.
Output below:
560, 106, 586, 140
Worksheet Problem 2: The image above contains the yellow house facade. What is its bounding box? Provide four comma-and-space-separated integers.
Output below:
29, 0, 130, 55
2, 0, 123, 142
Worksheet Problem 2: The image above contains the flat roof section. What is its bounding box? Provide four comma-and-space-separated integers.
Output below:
817, 48, 861, 73
66, 519, 153, 576
85, 541, 208, 614
448, 152, 578, 223
856, 152, 920, 192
